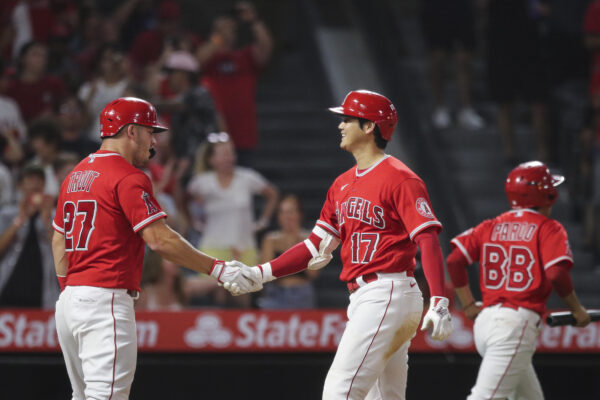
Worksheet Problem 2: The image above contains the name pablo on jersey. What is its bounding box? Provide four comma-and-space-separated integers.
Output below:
490, 222, 538, 242
67, 171, 100, 193
337, 196, 385, 229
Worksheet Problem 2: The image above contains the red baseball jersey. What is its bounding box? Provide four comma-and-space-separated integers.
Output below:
450, 209, 573, 315
52, 151, 167, 291
316, 155, 442, 282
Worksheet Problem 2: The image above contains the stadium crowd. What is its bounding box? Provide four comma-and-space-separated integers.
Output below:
0, 0, 599, 310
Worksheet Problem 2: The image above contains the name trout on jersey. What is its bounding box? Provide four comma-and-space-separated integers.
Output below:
67, 170, 100, 193
336, 196, 385, 229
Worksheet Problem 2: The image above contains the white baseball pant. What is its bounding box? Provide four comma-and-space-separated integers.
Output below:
323, 272, 423, 400
467, 304, 543, 400
55, 286, 137, 400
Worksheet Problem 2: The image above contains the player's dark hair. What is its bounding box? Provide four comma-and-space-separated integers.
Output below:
358, 118, 387, 149
18, 162, 46, 183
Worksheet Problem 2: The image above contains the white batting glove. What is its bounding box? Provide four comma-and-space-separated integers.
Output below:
210, 260, 255, 295
220, 261, 264, 296
420, 296, 453, 341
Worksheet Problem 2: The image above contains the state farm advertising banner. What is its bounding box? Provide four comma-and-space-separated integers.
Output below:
0, 309, 599, 353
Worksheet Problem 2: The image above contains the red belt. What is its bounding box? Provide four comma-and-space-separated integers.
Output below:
347, 272, 379, 293
498, 302, 519, 310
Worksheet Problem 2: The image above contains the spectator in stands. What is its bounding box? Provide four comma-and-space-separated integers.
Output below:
27, 118, 62, 197
46, 21, 81, 91
137, 250, 220, 310
78, 45, 130, 142
0, 163, 58, 308
0, 61, 27, 144
5, 41, 67, 123
0, 62, 26, 168
420, 0, 484, 130
187, 132, 278, 307
197, 1, 273, 166
257, 194, 319, 309
129, 0, 200, 80
56, 96, 97, 159
0, 158, 12, 206
153, 50, 224, 174
53, 152, 79, 189
5, 0, 67, 60
484, 0, 551, 163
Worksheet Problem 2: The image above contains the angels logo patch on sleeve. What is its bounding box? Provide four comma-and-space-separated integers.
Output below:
142, 191, 159, 214
416, 197, 434, 219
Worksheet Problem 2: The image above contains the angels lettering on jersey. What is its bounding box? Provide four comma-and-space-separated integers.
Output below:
336, 196, 385, 229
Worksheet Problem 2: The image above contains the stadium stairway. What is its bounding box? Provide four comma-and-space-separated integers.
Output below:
351, 0, 600, 308
250, 2, 352, 307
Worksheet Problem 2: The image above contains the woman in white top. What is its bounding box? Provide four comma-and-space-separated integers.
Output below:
187, 132, 278, 305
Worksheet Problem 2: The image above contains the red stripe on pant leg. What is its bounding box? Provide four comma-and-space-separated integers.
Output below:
109, 293, 116, 400
489, 319, 529, 400
346, 282, 394, 399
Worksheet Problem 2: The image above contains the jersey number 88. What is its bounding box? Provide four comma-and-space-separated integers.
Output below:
482, 243, 535, 292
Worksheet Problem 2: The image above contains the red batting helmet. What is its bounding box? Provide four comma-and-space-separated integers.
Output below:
100, 97, 168, 138
505, 161, 564, 209
328, 90, 398, 141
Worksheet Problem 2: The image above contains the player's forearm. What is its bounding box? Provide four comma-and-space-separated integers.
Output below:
546, 264, 574, 297
561, 290, 586, 315
51, 231, 68, 276
446, 247, 470, 287
144, 223, 215, 274
454, 285, 476, 308
265, 241, 312, 278
414, 230, 445, 297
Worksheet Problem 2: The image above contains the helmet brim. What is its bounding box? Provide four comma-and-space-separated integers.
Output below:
151, 124, 169, 133
552, 174, 564, 187
328, 106, 346, 115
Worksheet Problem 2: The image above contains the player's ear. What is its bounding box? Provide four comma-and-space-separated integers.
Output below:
125, 124, 137, 139
362, 121, 376, 135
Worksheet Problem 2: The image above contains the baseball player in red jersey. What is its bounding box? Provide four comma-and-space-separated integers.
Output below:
447, 161, 591, 400
226, 90, 453, 399
51, 97, 259, 399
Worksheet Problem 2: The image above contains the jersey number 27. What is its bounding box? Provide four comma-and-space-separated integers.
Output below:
63, 200, 97, 252
482, 243, 535, 292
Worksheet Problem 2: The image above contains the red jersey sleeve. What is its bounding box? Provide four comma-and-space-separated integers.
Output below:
53, 189, 66, 234
316, 186, 340, 238
450, 223, 486, 265
584, 2, 600, 34
116, 172, 167, 232
539, 220, 573, 271
392, 178, 442, 240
